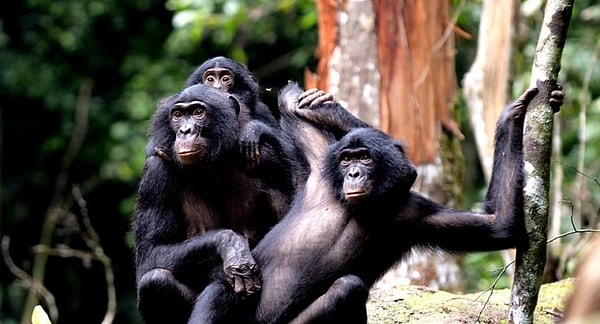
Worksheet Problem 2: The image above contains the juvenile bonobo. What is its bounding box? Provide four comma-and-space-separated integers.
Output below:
183, 56, 284, 171
133, 84, 295, 324
190, 82, 564, 323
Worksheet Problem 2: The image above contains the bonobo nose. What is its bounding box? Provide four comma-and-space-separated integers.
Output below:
348, 166, 360, 178
179, 126, 191, 135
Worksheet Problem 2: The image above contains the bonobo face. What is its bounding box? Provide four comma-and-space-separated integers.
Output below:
202, 68, 234, 91
162, 84, 241, 166
339, 147, 374, 204
170, 100, 210, 165
326, 128, 417, 206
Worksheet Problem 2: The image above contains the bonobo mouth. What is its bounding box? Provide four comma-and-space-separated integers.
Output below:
177, 150, 200, 157
177, 149, 204, 165
345, 191, 367, 203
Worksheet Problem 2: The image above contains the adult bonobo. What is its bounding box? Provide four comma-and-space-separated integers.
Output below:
188, 82, 564, 323
133, 84, 293, 324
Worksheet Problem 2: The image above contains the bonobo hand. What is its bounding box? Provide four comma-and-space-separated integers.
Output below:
549, 83, 565, 112
152, 146, 173, 162
222, 242, 262, 297
298, 88, 334, 108
505, 83, 565, 121
239, 121, 264, 171
508, 87, 539, 120
223, 254, 261, 297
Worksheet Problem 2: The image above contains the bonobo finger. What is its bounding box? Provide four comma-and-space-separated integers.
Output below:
154, 147, 173, 162
549, 87, 565, 113
298, 88, 319, 104
298, 89, 333, 108
233, 276, 246, 295
249, 275, 262, 295
247, 147, 260, 171
225, 273, 235, 288
298, 90, 322, 108
240, 139, 260, 170
310, 92, 334, 107
242, 274, 261, 297
515, 87, 539, 107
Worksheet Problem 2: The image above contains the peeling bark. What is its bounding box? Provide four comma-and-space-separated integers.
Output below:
508, 0, 573, 323
373, 0, 457, 164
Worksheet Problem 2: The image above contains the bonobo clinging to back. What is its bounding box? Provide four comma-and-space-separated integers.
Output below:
149, 56, 292, 174
183, 56, 287, 172
189, 82, 564, 323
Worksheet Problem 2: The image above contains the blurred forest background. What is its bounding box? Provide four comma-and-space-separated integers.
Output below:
1, 0, 599, 323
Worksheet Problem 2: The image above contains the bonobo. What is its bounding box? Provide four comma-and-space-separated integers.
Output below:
133, 84, 294, 324
189, 82, 564, 323
183, 56, 284, 171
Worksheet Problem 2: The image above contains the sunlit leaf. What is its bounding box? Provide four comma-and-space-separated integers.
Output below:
31, 305, 52, 324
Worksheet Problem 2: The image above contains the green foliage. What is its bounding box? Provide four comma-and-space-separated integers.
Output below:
164, 0, 317, 72
464, 252, 511, 292
0, 0, 317, 322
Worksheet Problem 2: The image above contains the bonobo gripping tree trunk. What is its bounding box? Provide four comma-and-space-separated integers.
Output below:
508, 0, 573, 322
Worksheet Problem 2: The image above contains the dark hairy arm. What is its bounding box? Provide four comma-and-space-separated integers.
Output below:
133, 156, 260, 295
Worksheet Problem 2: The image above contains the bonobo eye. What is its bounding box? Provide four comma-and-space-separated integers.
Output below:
193, 107, 205, 118
221, 75, 233, 85
171, 110, 183, 120
340, 155, 352, 167
360, 154, 373, 164
204, 75, 216, 84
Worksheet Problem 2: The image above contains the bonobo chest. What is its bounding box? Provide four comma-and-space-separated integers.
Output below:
179, 170, 270, 241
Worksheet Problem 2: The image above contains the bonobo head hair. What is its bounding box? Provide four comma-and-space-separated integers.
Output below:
185, 56, 260, 103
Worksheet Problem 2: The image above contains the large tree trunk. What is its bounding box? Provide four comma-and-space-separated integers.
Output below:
374, 0, 461, 165
305, 0, 381, 127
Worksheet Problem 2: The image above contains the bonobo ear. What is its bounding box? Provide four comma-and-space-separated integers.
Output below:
394, 141, 408, 153
392, 141, 417, 191
228, 95, 241, 116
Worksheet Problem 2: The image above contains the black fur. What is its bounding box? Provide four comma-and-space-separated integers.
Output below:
133, 84, 292, 324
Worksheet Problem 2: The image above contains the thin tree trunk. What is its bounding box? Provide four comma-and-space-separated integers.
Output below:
508, 0, 573, 322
